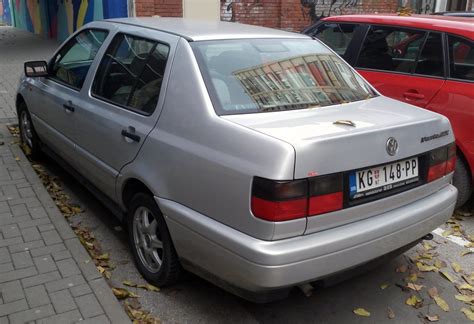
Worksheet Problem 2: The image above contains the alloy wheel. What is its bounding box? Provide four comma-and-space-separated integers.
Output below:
132, 206, 164, 273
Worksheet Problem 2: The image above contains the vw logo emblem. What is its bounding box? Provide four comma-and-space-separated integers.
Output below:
386, 137, 398, 156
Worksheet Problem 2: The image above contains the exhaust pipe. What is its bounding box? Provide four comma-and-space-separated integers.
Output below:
423, 233, 433, 240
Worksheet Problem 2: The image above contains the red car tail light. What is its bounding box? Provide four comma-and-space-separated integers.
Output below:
445, 143, 456, 174
251, 177, 308, 221
308, 174, 343, 216
428, 143, 456, 182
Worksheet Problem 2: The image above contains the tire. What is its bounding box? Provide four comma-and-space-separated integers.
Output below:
453, 156, 472, 208
127, 193, 182, 286
18, 102, 41, 159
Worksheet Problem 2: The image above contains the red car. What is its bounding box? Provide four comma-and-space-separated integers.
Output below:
304, 14, 474, 207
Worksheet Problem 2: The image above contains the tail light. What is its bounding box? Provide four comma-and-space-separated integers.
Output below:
251, 174, 343, 222
428, 143, 456, 182
251, 178, 307, 221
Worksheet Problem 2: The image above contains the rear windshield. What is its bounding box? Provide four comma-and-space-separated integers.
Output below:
191, 39, 376, 115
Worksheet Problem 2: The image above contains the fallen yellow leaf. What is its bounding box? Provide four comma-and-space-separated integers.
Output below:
425, 314, 440, 322
407, 283, 424, 291
417, 262, 438, 272
458, 283, 474, 292
452, 262, 462, 273
433, 295, 450, 312
423, 242, 433, 250
406, 295, 423, 308
112, 287, 130, 299
406, 273, 418, 282
455, 294, 474, 304
353, 308, 370, 317
96, 253, 109, 261
123, 280, 137, 287
434, 259, 446, 269
461, 250, 474, 257
137, 284, 160, 292
442, 230, 453, 237
96, 266, 105, 274
440, 270, 456, 283
461, 307, 474, 321
380, 283, 389, 290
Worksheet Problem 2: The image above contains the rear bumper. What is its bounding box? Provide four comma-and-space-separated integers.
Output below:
158, 183, 457, 293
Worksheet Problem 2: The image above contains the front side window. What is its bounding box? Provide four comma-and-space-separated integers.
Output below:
312, 23, 358, 57
192, 39, 376, 115
50, 29, 108, 89
92, 33, 170, 114
356, 26, 426, 73
448, 35, 474, 81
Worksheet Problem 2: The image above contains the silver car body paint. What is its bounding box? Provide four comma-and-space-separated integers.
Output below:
17, 18, 457, 294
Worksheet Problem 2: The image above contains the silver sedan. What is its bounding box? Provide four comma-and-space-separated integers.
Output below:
17, 18, 457, 301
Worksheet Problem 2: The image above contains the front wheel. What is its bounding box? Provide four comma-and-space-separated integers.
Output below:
127, 193, 182, 286
453, 157, 472, 208
18, 102, 41, 159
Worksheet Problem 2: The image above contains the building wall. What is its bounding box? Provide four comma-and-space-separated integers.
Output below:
183, 0, 219, 20
6, 0, 128, 41
135, 0, 182, 17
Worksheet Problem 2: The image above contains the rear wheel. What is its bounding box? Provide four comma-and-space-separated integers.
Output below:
453, 157, 472, 208
18, 102, 41, 159
127, 193, 182, 286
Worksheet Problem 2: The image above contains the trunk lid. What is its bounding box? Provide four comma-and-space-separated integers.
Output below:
222, 96, 453, 179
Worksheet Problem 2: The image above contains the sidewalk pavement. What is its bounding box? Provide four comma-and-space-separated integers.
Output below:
0, 28, 130, 323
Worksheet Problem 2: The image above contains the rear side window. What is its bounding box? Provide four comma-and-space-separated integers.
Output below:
356, 26, 426, 73
448, 35, 474, 81
50, 29, 108, 89
312, 23, 357, 57
92, 33, 170, 115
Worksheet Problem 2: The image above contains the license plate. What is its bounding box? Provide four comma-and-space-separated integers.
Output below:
349, 157, 419, 199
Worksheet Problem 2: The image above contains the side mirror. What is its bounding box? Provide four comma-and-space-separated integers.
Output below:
24, 61, 49, 77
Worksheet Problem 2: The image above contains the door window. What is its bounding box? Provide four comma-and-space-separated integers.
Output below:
92, 33, 170, 115
414, 32, 444, 77
50, 29, 108, 89
312, 23, 357, 57
448, 35, 474, 81
356, 26, 426, 73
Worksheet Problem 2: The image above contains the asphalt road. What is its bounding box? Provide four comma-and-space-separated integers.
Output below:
36, 154, 474, 323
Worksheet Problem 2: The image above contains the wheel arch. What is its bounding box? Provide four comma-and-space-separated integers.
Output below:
121, 178, 155, 211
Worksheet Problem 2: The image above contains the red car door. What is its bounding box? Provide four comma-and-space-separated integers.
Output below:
355, 25, 446, 108
359, 70, 445, 108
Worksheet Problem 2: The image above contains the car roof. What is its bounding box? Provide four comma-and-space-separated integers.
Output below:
107, 17, 310, 41
322, 14, 474, 40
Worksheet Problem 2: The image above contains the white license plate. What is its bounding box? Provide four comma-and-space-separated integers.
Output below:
349, 157, 419, 199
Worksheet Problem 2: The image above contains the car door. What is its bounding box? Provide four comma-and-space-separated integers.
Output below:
72, 27, 178, 200
27, 28, 109, 163
354, 25, 446, 108
427, 34, 474, 173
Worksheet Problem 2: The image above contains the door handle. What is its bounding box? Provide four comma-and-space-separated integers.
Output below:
403, 91, 425, 100
121, 129, 140, 142
63, 103, 75, 112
